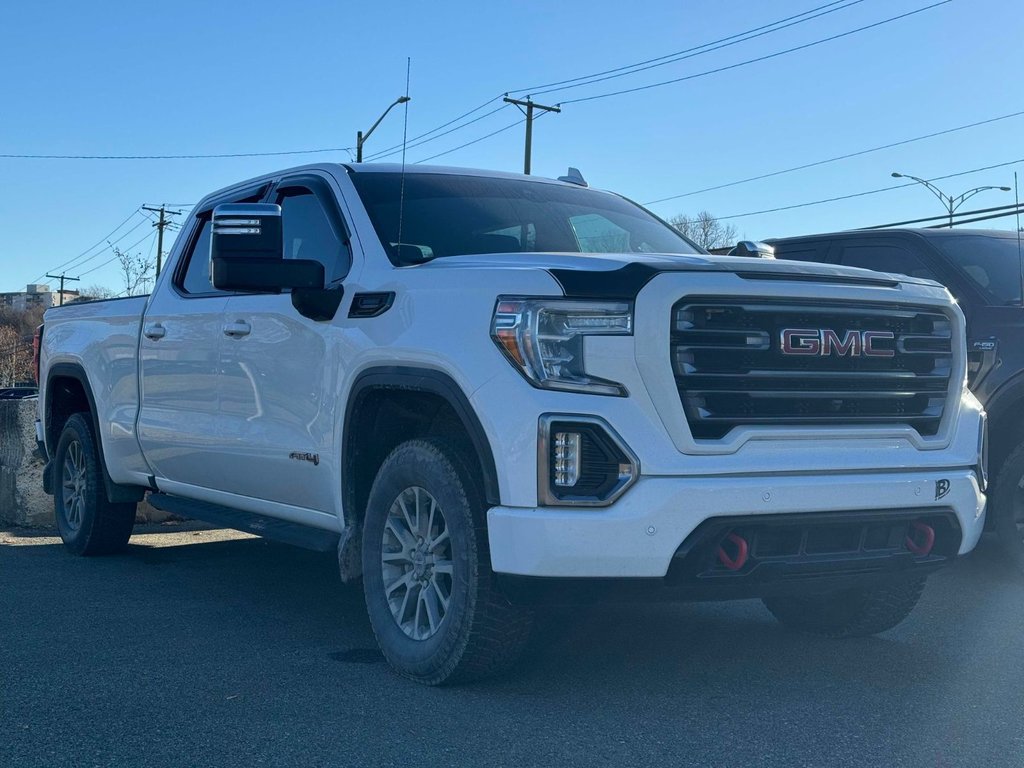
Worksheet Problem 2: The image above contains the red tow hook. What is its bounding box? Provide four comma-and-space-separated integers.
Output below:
717, 532, 750, 571
906, 521, 936, 556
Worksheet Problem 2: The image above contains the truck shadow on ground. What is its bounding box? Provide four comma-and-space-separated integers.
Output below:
6, 526, 1018, 696
108, 528, 1024, 692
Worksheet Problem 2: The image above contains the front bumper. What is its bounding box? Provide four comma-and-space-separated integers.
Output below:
487, 468, 985, 579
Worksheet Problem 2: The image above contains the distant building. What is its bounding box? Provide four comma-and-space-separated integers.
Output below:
0, 283, 79, 312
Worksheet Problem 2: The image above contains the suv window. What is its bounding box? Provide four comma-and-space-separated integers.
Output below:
839, 244, 936, 281
278, 190, 348, 282
930, 234, 1023, 305
179, 217, 218, 295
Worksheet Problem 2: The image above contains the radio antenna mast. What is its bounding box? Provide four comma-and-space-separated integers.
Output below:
1016, 171, 1022, 307
397, 57, 411, 260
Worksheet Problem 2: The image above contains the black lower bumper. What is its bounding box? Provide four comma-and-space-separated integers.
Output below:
498, 508, 961, 606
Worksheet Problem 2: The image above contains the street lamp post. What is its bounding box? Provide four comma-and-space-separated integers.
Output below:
356, 96, 411, 162
891, 172, 1011, 228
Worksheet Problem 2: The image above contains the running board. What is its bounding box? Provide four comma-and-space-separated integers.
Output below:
147, 493, 340, 552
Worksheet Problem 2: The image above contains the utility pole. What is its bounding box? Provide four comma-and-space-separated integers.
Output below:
503, 97, 561, 175
142, 205, 182, 277
45, 272, 80, 306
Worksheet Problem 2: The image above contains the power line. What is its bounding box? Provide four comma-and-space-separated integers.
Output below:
78, 231, 157, 278
30, 208, 141, 283
47, 215, 153, 278
0, 147, 354, 161
644, 109, 1024, 205
362, 95, 506, 161
715, 157, 1024, 221
364, 103, 511, 161
560, 1, 950, 105
414, 116, 528, 164
520, 0, 866, 98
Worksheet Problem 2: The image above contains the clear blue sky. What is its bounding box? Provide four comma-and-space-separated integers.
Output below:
2, 0, 1022, 293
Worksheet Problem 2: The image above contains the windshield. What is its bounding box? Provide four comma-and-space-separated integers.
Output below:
930, 234, 1024, 305
348, 171, 699, 263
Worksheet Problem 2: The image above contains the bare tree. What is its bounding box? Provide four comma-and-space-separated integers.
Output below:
0, 324, 32, 387
668, 211, 738, 251
115, 246, 155, 296
72, 284, 118, 303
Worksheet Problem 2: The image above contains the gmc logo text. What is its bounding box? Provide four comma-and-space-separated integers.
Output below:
780, 328, 895, 357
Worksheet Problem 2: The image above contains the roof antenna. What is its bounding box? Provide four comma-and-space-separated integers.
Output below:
1016, 171, 1022, 306
397, 57, 411, 263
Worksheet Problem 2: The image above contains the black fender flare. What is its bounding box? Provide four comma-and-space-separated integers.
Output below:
343, 366, 500, 508
45, 362, 145, 504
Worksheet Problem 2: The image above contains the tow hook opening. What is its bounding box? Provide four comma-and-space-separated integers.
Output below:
717, 532, 749, 571
906, 521, 936, 556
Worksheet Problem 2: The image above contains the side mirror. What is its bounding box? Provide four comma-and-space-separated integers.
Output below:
728, 240, 775, 259
210, 203, 325, 292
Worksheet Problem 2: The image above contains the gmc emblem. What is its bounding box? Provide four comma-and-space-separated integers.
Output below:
780, 328, 895, 357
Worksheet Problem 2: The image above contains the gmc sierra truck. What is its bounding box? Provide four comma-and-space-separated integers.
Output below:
770, 228, 1023, 567
36, 164, 986, 685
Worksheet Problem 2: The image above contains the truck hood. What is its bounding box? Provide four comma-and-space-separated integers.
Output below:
415, 251, 945, 298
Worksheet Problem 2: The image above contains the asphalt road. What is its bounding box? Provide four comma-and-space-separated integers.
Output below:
2, 525, 1022, 768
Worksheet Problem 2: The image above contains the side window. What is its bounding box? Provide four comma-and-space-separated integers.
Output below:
772, 242, 834, 264
179, 217, 219, 295
839, 244, 936, 281
278, 189, 349, 282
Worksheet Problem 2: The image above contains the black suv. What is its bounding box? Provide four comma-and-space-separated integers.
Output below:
769, 228, 1024, 565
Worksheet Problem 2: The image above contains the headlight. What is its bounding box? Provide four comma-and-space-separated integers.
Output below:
491, 298, 632, 396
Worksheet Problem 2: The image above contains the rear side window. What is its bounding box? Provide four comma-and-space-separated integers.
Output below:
772, 242, 834, 264
839, 245, 936, 281
179, 218, 218, 295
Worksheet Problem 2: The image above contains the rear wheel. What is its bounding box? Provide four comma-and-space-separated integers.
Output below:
361, 438, 532, 685
53, 413, 136, 556
993, 441, 1024, 572
762, 577, 926, 638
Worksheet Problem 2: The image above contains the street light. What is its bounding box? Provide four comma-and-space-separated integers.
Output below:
891, 171, 1011, 228
356, 96, 411, 162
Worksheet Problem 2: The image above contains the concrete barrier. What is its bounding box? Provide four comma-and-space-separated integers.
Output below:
0, 399, 172, 528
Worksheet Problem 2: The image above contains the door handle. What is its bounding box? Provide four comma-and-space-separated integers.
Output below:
222, 321, 251, 338
143, 323, 166, 340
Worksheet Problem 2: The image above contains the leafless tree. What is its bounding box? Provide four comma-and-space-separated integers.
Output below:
72, 284, 118, 303
0, 324, 32, 387
115, 246, 155, 296
668, 211, 738, 251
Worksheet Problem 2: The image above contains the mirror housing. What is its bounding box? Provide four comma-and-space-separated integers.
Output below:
728, 240, 776, 259
210, 203, 325, 292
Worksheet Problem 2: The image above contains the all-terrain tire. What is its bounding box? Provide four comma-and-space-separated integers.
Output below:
992, 440, 1024, 572
53, 413, 136, 556
361, 438, 532, 685
762, 577, 926, 638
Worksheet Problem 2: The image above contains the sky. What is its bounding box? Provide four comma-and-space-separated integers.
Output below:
1, 0, 1022, 294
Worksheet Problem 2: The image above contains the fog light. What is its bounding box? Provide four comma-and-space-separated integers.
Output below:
539, 415, 639, 507
553, 432, 581, 487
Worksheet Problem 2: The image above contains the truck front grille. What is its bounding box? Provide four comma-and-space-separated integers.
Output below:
671, 298, 953, 440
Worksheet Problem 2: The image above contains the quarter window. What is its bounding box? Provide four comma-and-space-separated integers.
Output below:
279, 190, 348, 282
179, 217, 219, 295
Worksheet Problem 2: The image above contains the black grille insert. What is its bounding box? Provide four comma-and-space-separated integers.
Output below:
671, 298, 953, 440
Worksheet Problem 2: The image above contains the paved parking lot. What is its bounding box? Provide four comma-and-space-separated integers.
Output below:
2, 524, 1022, 768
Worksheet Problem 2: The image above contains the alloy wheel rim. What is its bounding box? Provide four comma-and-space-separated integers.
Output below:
61, 440, 86, 532
380, 486, 454, 641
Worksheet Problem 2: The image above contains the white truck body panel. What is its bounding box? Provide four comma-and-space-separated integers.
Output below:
38, 162, 986, 581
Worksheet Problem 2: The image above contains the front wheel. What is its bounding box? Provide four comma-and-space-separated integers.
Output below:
361, 439, 532, 685
762, 577, 926, 638
992, 441, 1024, 572
53, 413, 136, 556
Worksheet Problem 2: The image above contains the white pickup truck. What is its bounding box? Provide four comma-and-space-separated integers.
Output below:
36, 163, 987, 684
